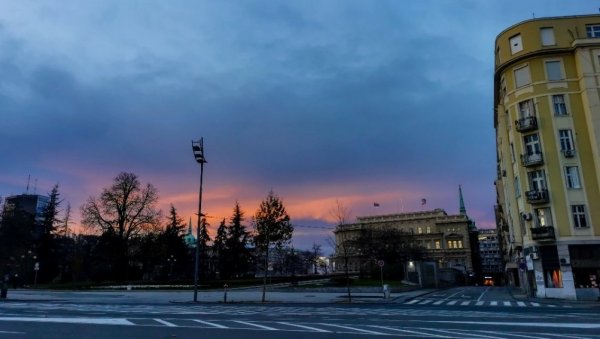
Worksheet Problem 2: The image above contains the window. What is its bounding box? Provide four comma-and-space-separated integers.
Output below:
435, 240, 441, 249
426, 226, 431, 234
565, 166, 581, 189
528, 170, 546, 191
518, 99, 535, 118
417, 227, 422, 234
510, 142, 516, 163
514, 65, 531, 88
524, 133, 541, 155
540, 27, 555, 46
545, 60, 563, 81
559, 129, 574, 151
426, 241, 431, 249
447, 241, 453, 249
458, 240, 463, 249
510, 34, 523, 54
572, 205, 588, 228
586, 24, 600, 38
552, 95, 568, 115
535, 208, 552, 227
545, 269, 563, 288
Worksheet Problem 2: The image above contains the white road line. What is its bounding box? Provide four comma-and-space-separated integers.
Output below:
234, 321, 277, 330
192, 320, 228, 329
476, 301, 485, 306
419, 300, 432, 305
433, 300, 444, 305
322, 324, 386, 335
548, 305, 557, 308
490, 301, 498, 306
478, 330, 547, 339
460, 301, 470, 306
503, 301, 512, 306
541, 333, 591, 339
277, 322, 330, 333
517, 301, 526, 307
421, 320, 600, 329
154, 319, 177, 327
368, 325, 452, 338
424, 328, 499, 339
477, 286, 491, 302
0, 330, 26, 334
0, 317, 134, 326
531, 302, 540, 307
447, 300, 457, 305
443, 289, 466, 300
406, 299, 420, 304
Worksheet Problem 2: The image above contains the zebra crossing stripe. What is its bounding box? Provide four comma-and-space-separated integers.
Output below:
323, 324, 386, 335
277, 322, 330, 333
476, 301, 484, 306
531, 302, 541, 307
517, 302, 526, 307
490, 301, 498, 306
419, 300, 432, 305
234, 321, 278, 330
460, 301, 470, 306
406, 299, 420, 304
447, 301, 457, 305
154, 319, 177, 327
433, 300, 444, 305
503, 301, 512, 306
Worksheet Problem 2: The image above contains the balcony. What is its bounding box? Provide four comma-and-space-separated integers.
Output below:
520, 152, 543, 167
515, 116, 538, 132
526, 189, 549, 204
530, 226, 555, 242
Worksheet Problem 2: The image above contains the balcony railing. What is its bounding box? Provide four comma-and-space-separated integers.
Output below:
520, 153, 543, 167
526, 189, 549, 204
515, 116, 538, 132
530, 226, 555, 241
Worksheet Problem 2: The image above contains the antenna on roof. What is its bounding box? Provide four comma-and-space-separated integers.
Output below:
532, 13, 535, 19
26, 174, 31, 193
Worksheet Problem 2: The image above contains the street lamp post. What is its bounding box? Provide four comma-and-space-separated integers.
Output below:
192, 138, 207, 302
167, 255, 176, 278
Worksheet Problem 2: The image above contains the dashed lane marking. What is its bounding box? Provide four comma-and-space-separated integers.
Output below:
277, 322, 331, 333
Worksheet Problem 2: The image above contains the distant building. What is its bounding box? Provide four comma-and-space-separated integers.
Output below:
183, 218, 196, 249
1, 194, 49, 239
334, 188, 480, 284
494, 14, 600, 300
478, 229, 503, 285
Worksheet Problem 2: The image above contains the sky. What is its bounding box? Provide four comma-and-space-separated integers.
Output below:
0, 0, 595, 251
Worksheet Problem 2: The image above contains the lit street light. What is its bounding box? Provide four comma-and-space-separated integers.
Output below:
192, 138, 206, 302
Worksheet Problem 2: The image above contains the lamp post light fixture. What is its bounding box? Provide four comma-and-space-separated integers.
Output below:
192, 138, 207, 302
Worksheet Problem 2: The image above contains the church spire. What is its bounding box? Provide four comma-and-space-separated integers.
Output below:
188, 217, 193, 235
459, 185, 467, 216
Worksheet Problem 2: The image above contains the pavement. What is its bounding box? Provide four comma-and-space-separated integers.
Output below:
0, 287, 436, 304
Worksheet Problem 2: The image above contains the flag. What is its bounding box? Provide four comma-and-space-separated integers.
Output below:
373, 203, 380, 207
421, 198, 427, 205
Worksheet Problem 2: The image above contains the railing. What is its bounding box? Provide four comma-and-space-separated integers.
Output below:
530, 226, 555, 241
520, 152, 543, 167
515, 116, 538, 132
526, 189, 549, 204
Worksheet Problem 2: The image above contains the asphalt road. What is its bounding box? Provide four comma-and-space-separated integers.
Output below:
0, 286, 598, 338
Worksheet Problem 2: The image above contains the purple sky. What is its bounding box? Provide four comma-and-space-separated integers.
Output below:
0, 1, 594, 251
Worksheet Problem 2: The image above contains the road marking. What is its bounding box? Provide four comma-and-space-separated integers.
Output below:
192, 320, 228, 329
406, 299, 420, 304
490, 301, 498, 306
476, 301, 484, 306
446, 300, 457, 305
433, 300, 444, 305
425, 328, 499, 339
460, 301, 470, 306
420, 320, 600, 329
531, 302, 540, 307
477, 286, 491, 302
368, 325, 451, 338
517, 301, 526, 307
542, 333, 592, 339
323, 324, 386, 335
443, 289, 466, 300
0, 330, 26, 334
154, 319, 177, 327
548, 305, 557, 308
419, 300, 432, 305
503, 301, 512, 306
234, 321, 277, 330
477, 330, 547, 339
277, 322, 330, 333
0, 317, 133, 325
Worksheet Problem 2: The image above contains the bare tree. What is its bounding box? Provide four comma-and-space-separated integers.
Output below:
80, 172, 161, 280
329, 199, 353, 302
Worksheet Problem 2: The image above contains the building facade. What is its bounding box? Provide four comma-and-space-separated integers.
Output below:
333, 208, 477, 279
494, 15, 600, 300
478, 228, 504, 285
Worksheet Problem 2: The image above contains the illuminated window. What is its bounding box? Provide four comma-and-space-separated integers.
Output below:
435, 240, 441, 249
417, 227, 422, 234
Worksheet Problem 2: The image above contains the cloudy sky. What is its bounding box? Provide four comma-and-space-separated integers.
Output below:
0, 1, 594, 250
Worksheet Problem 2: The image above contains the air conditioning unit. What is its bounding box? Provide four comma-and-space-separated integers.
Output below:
560, 257, 570, 265
563, 149, 575, 158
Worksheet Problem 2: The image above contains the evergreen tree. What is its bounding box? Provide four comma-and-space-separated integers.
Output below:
213, 219, 228, 278
253, 190, 293, 302
225, 202, 251, 278
158, 205, 188, 279
38, 184, 62, 282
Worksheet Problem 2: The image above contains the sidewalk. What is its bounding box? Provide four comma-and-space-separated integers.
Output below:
0, 287, 437, 304
506, 286, 600, 307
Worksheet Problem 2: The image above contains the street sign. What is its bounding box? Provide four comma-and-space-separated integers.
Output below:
377, 260, 384, 267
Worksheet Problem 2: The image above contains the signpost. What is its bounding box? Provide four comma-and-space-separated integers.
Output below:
377, 260, 387, 298
33, 262, 39, 287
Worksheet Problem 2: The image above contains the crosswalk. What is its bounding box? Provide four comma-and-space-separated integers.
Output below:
403, 298, 563, 308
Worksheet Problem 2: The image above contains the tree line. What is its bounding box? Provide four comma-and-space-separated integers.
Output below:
0, 172, 324, 286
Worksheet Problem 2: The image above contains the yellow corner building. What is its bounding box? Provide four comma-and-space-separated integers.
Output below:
494, 14, 600, 300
